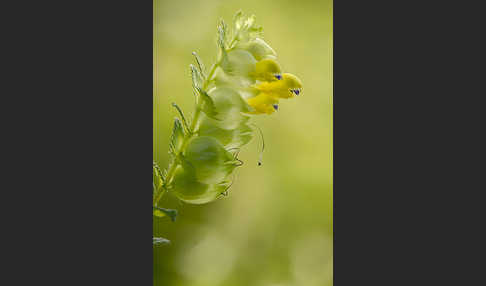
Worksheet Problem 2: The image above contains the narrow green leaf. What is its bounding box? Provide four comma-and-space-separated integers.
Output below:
190, 64, 203, 91
171, 102, 190, 133
233, 10, 244, 30
217, 19, 227, 52
169, 118, 185, 155
192, 51, 206, 79
153, 237, 170, 245
153, 206, 178, 222
196, 87, 219, 119
153, 161, 164, 191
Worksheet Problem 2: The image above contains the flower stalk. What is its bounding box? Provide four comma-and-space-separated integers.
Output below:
153, 11, 303, 244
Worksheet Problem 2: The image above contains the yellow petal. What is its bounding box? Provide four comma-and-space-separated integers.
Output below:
254, 73, 303, 99
253, 58, 282, 82
246, 92, 279, 115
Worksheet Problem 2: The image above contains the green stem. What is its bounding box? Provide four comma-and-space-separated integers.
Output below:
153, 58, 221, 207
153, 185, 166, 206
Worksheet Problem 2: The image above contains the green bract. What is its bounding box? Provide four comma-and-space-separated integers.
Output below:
153, 11, 303, 227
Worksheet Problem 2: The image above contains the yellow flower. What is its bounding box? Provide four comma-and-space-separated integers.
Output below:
246, 92, 279, 114
254, 73, 303, 99
253, 58, 282, 82
246, 73, 303, 114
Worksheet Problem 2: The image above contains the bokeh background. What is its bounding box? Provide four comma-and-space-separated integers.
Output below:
154, 0, 332, 285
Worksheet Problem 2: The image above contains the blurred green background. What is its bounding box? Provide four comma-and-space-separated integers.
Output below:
154, 0, 332, 285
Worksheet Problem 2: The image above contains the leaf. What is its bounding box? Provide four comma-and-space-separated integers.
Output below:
190, 64, 203, 91
169, 118, 185, 155
233, 10, 244, 30
153, 161, 164, 191
217, 19, 227, 52
153, 206, 178, 222
153, 237, 170, 245
171, 102, 190, 133
196, 87, 219, 119
192, 51, 206, 79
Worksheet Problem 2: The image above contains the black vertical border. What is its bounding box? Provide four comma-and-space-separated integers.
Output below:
334, 1, 484, 285
3, 0, 153, 284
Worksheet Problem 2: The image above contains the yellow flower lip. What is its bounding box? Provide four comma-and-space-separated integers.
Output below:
291, 88, 302, 96
253, 58, 282, 82
252, 72, 303, 99
281, 73, 303, 89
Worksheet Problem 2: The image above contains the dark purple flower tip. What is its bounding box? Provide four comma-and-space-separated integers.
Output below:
275, 74, 282, 80
273, 104, 279, 111
292, 89, 300, 96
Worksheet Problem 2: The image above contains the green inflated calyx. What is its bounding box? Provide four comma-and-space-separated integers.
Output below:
221, 49, 257, 79
197, 87, 254, 149
235, 38, 276, 61
183, 136, 239, 184
170, 155, 230, 204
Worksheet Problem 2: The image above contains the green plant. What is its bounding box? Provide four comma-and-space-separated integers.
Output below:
153, 11, 302, 245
